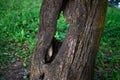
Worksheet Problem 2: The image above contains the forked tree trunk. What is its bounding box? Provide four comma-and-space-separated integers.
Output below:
30, 0, 107, 80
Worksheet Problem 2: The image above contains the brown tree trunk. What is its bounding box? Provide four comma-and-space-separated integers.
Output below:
30, 0, 108, 80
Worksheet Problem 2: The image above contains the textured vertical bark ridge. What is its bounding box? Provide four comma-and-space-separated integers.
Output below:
30, 0, 63, 79
30, 0, 107, 80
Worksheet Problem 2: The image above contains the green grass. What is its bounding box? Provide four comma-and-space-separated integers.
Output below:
0, 0, 41, 66
0, 0, 120, 80
95, 7, 120, 80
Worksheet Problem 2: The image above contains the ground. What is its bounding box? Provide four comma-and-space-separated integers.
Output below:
0, 58, 30, 80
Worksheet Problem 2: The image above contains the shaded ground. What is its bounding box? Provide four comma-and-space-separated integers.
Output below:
0, 58, 30, 80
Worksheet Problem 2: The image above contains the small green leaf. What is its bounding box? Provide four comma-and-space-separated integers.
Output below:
21, 29, 25, 40
23, 62, 27, 67
22, 20, 27, 24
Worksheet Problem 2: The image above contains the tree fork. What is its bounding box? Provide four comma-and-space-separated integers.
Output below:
30, 0, 108, 80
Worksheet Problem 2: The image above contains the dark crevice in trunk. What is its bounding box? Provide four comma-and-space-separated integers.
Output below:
61, 0, 69, 11
45, 37, 62, 63
57, 0, 69, 19
39, 73, 45, 80
90, 0, 93, 8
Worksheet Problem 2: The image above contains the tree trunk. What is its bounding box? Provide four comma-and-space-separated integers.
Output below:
30, 0, 108, 80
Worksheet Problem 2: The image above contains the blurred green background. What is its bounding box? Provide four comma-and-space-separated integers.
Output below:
0, 0, 120, 80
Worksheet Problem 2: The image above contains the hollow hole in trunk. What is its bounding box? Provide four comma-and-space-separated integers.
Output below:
55, 11, 69, 41
45, 11, 69, 63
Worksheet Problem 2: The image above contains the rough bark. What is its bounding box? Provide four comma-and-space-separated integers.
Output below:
30, 0, 108, 80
